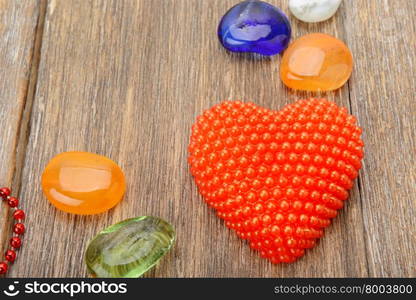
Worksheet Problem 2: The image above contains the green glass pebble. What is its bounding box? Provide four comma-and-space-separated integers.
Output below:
85, 216, 175, 278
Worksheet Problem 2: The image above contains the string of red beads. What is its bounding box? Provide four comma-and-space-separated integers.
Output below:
0, 187, 25, 275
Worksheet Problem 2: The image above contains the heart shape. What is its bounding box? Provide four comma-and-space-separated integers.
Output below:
188, 99, 364, 263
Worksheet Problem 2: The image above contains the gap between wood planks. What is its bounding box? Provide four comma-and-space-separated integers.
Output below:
0, 0, 48, 263
340, 1, 369, 274
346, 79, 370, 275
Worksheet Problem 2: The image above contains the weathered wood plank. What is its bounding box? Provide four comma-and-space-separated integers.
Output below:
0, 0, 43, 272
344, 0, 416, 277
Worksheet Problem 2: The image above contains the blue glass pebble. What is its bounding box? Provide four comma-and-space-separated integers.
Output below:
218, 0, 291, 56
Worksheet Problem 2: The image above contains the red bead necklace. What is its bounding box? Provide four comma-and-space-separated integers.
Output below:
0, 187, 25, 275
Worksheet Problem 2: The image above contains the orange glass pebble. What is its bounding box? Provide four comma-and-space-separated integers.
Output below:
280, 33, 353, 91
41, 152, 126, 215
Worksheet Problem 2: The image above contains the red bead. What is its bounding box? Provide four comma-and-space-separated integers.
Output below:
0, 190, 26, 274
7, 197, 19, 207
10, 237, 21, 249
0, 262, 8, 274
5, 250, 16, 263
13, 209, 25, 220
13, 223, 25, 235
0, 187, 11, 200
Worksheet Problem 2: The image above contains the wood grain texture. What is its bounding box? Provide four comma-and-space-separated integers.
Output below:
0, 0, 42, 267
1, 0, 414, 277
344, 0, 416, 277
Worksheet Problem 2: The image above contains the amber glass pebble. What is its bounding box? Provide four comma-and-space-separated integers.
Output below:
280, 33, 353, 91
41, 152, 126, 215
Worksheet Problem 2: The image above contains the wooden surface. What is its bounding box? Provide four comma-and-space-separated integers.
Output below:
0, 0, 414, 277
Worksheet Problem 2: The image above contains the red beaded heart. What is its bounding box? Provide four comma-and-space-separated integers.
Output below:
188, 99, 364, 263
0, 187, 26, 274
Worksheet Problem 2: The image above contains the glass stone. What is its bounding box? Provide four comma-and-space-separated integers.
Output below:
218, 0, 291, 56
85, 216, 175, 278
41, 151, 126, 215
289, 0, 342, 23
280, 33, 353, 91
